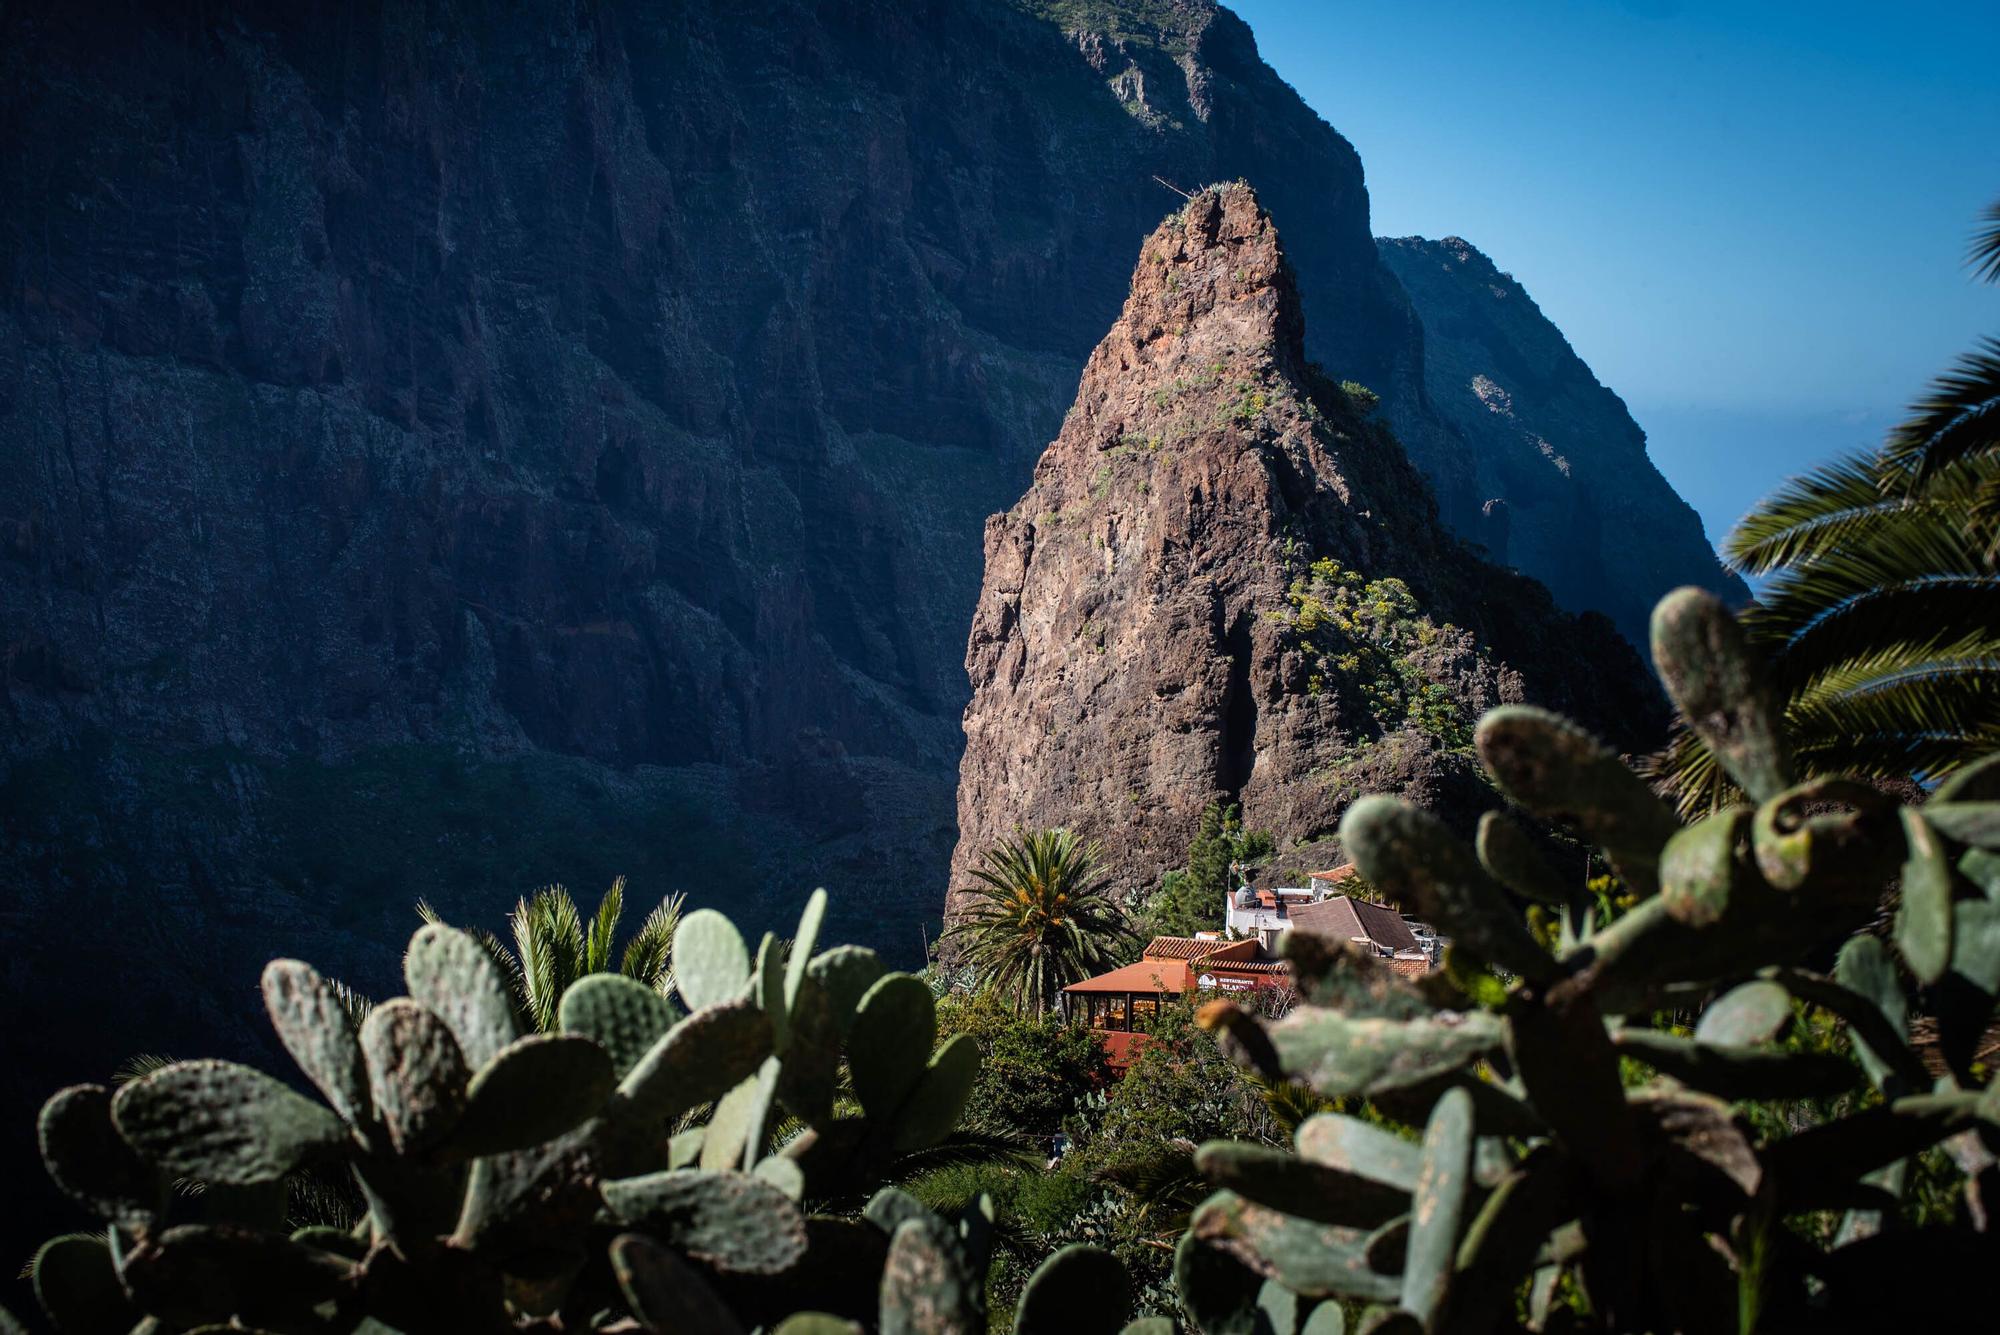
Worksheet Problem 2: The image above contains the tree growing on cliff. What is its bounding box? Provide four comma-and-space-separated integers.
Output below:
1143, 802, 1275, 938
945, 828, 1135, 1015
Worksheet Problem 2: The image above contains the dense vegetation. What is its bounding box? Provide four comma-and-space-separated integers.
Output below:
22, 586, 2000, 1333
944, 829, 1137, 1015
1144, 803, 1276, 939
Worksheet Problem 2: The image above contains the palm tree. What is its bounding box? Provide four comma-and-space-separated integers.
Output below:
943, 828, 1134, 1016
418, 877, 684, 1030
1652, 198, 2000, 812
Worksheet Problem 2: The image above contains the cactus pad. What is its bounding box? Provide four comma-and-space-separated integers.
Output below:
450, 1034, 613, 1158
38, 1084, 156, 1221
849, 974, 937, 1122
610, 1231, 749, 1335
261, 959, 373, 1129
404, 923, 519, 1071
890, 1033, 980, 1152
360, 998, 471, 1156
1014, 1243, 1131, 1335
112, 1059, 346, 1185
558, 972, 682, 1078
603, 1168, 809, 1275
675, 908, 752, 1011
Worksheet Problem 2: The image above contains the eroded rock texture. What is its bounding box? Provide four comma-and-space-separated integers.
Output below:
0, 0, 1713, 1236
1378, 235, 1749, 646
949, 186, 1664, 910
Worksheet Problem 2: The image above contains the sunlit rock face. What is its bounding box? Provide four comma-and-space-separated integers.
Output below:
948, 185, 1664, 917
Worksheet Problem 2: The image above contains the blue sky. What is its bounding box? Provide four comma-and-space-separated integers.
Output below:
1227, 0, 1999, 551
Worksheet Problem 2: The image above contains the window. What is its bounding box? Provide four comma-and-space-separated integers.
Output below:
1130, 998, 1159, 1032
1087, 995, 1129, 1031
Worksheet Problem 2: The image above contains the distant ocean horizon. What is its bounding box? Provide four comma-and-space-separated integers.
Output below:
1637, 400, 1899, 593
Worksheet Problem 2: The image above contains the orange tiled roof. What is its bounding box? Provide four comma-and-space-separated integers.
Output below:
1144, 936, 1231, 961
1063, 958, 1192, 994
1389, 958, 1433, 977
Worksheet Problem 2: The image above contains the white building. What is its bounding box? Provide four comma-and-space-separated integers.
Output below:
1223, 864, 1445, 969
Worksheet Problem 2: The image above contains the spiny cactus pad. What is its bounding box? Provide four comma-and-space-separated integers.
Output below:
849, 974, 937, 1121
674, 908, 752, 1011
603, 1168, 809, 1275
404, 923, 519, 1071
261, 958, 373, 1128
111, 1059, 347, 1185
360, 998, 471, 1156
1014, 1243, 1131, 1335
37, 1084, 157, 1221
450, 1033, 614, 1158
559, 972, 683, 1078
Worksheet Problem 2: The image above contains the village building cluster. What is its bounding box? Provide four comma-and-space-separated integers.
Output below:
1060, 866, 1446, 1068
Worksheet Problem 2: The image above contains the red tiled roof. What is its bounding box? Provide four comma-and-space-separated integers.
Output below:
1142, 936, 1220, 960
1063, 958, 1191, 994
1142, 936, 1258, 963
1289, 895, 1419, 953
1389, 958, 1433, 977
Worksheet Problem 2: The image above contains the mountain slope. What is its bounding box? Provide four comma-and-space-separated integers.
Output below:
0, 0, 1718, 1240
949, 186, 1664, 910
1378, 235, 1750, 645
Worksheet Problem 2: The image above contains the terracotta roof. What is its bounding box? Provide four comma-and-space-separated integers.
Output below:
1200, 960, 1290, 975
1142, 936, 1219, 960
1063, 958, 1191, 994
1142, 935, 1259, 963
1288, 895, 1420, 953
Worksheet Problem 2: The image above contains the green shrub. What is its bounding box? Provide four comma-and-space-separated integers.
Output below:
939, 989, 1111, 1138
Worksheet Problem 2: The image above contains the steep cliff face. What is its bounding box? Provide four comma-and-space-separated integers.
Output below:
1377, 236, 1750, 646
0, 0, 1714, 1227
0, 0, 1408, 1065
949, 186, 1664, 910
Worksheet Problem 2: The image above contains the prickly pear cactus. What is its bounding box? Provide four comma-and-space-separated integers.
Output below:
25, 586, 2000, 1333
27, 889, 987, 1333
1182, 587, 2000, 1333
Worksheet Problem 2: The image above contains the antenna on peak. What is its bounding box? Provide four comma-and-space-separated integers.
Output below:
1152, 175, 1193, 200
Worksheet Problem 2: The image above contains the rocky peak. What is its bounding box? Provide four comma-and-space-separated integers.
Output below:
949, 185, 1662, 915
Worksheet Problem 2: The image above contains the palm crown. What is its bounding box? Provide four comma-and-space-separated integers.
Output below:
419, 877, 684, 1031
944, 828, 1134, 1015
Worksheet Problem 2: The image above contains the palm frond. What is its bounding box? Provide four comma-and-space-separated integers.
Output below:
622, 890, 686, 992
322, 976, 376, 1028
512, 886, 586, 1031
1882, 337, 2000, 488
1724, 452, 1910, 575
1971, 197, 2000, 285
585, 876, 625, 976
112, 1053, 176, 1085
889, 1129, 1039, 1177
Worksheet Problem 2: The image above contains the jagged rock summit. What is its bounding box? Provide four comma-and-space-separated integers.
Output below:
949, 185, 1664, 911
1378, 235, 1750, 646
